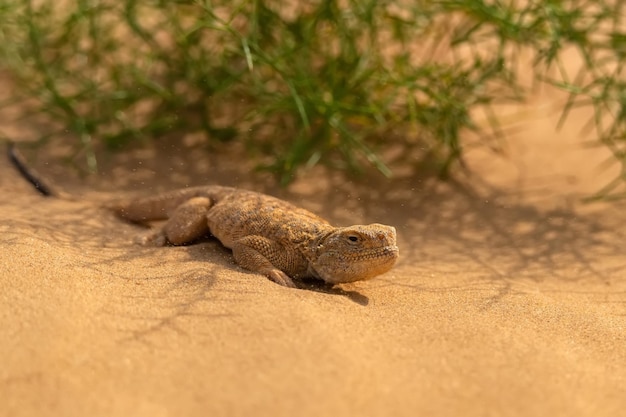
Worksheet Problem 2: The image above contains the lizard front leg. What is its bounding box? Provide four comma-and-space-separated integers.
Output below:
136, 196, 212, 246
231, 236, 298, 288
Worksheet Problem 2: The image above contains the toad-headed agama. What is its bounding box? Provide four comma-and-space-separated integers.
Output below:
109, 186, 399, 288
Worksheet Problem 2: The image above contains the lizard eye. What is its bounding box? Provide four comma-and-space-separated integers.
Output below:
347, 235, 359, 243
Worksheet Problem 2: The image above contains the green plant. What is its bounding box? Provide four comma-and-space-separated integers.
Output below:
0, 0, 624, 194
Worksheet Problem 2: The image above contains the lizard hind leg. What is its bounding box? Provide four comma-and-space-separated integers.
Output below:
136, 196, 213, 246
163, 196, 213, 245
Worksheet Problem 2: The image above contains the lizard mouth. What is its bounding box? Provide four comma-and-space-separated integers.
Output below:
351, 245, 399, 262
311, 243, 399, 284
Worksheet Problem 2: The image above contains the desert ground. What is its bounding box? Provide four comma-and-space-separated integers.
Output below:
1, 81, 625, 416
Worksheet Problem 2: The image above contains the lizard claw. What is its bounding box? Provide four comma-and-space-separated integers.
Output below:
268, 270, 297, 288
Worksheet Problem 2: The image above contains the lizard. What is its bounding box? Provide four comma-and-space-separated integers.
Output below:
8, 143, 399, 288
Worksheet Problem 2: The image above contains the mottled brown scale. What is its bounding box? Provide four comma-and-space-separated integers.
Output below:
109, 186, 399, 288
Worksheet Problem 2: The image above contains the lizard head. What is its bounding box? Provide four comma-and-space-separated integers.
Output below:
309, 224, 399, 284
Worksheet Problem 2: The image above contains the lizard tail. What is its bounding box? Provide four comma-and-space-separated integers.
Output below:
7, 142, 58, 197
106, 187, 209, 222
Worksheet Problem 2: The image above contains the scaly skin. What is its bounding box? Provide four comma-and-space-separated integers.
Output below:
108, 186, 399, 288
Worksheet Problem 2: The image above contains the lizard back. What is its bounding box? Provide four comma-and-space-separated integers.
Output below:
205, 187, 334, 249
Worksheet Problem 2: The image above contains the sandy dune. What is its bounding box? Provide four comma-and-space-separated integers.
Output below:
1, 90, 626, 417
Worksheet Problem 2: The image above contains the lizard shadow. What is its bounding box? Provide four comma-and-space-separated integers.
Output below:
297, 278, 370, 306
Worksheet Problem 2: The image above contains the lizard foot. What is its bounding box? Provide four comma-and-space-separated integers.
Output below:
268, 270, 297, 288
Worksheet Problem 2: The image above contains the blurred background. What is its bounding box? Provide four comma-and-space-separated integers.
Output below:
0, 0, 624, 197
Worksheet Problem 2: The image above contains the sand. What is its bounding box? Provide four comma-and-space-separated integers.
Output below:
2, 89, 626, 417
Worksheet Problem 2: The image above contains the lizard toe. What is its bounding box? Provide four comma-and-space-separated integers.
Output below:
268, 270, 297, 288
